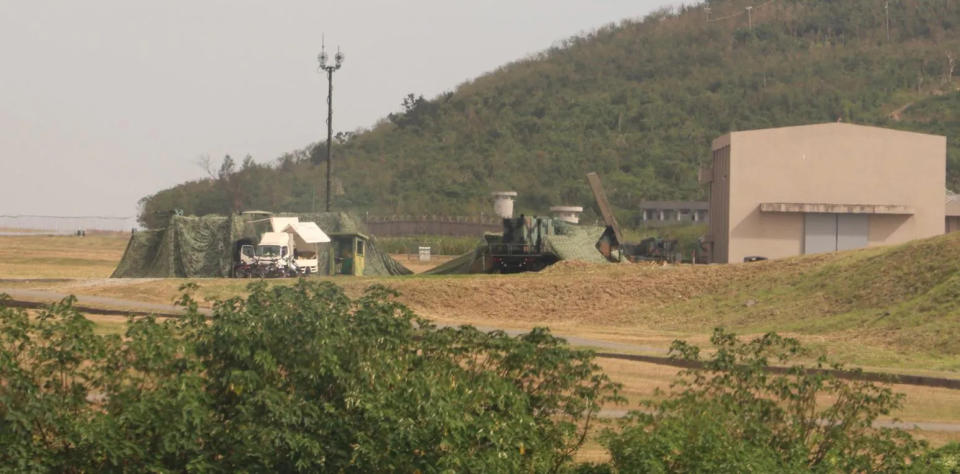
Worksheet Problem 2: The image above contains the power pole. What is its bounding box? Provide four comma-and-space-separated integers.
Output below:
317, 37, 344, 212
885, 1, 890, 42
746, 6, 753, 31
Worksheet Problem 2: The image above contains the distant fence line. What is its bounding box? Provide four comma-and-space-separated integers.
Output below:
364, 215, 501, 237
0, 215, 138, 232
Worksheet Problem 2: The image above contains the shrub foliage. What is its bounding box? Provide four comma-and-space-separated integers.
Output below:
602, 329, 950, 473
0, 283, 620, 472
3, 287, 960, 472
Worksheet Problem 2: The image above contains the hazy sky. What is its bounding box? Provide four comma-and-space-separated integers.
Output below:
0, 0, 686, 218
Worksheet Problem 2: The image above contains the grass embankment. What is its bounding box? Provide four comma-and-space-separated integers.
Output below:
8, 231, 960, 371
658, 232, 960, 370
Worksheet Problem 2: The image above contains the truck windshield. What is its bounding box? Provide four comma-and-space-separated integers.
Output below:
256, 245, 282, 257
241, 245, 255, 259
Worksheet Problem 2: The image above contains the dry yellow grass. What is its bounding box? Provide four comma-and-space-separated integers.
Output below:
59, 258, 960, 371
0, 233, 129, 278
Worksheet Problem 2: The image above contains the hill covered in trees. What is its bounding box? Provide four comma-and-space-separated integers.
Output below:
139, 0, 960, 228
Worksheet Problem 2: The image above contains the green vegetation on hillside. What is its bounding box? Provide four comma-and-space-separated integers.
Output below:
138, 0, 960, 228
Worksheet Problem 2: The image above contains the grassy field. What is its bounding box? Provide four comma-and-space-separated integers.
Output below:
3, 230, 960, 448
0, 232, 128, 278
5, 231, 960, 371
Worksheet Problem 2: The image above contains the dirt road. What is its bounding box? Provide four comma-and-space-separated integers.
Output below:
0, 286, 209, 317
0, 285, 659, 353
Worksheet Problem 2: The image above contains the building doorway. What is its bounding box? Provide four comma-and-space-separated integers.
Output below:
804, 213, 868, 254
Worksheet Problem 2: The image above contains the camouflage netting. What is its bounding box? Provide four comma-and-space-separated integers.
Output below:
424, 221, 609, 275
111, 215, 253, 278
421, 246, 487, 275
112, 212, 411, 278
542, 222, 608, 264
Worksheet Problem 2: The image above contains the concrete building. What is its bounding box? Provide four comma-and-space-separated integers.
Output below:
704, 123, 946, 263
636, 201, 708, 226
947, 193, 960, 233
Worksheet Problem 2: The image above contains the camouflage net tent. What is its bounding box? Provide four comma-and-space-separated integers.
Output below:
420, 246, 486, 275
112, 212, 411, 278
424, 221, 608, 275
542, 224, 608, 263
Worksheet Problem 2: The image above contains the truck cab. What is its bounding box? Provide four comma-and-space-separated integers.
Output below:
257, 232, 293, 263
253, 232, 297, 276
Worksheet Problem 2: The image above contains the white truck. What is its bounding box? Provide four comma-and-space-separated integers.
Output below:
234, 217, 330, 278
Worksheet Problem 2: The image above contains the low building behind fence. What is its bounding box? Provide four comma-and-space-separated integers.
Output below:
364, 215, 501, 237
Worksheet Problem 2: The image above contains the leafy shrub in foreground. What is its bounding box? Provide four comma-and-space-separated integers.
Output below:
0, 282, 620, 472
603, 329, 930, 473
914, 442, 960, 472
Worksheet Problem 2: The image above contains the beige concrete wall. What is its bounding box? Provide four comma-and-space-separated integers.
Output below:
713, 123, 945, 263
708, 144, 731, 263
728, 208, 803, 261
868, 214, 913, 244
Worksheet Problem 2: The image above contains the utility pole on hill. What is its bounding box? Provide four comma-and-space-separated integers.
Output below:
885, 1, 891, 42
317, 37, 344, 212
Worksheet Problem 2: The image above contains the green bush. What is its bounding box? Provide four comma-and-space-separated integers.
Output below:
4, 288, 951, 472
0, 283, 620, 472
622, 224, 707, 259
914, 442, 960, 473
602, 329, 928, 473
